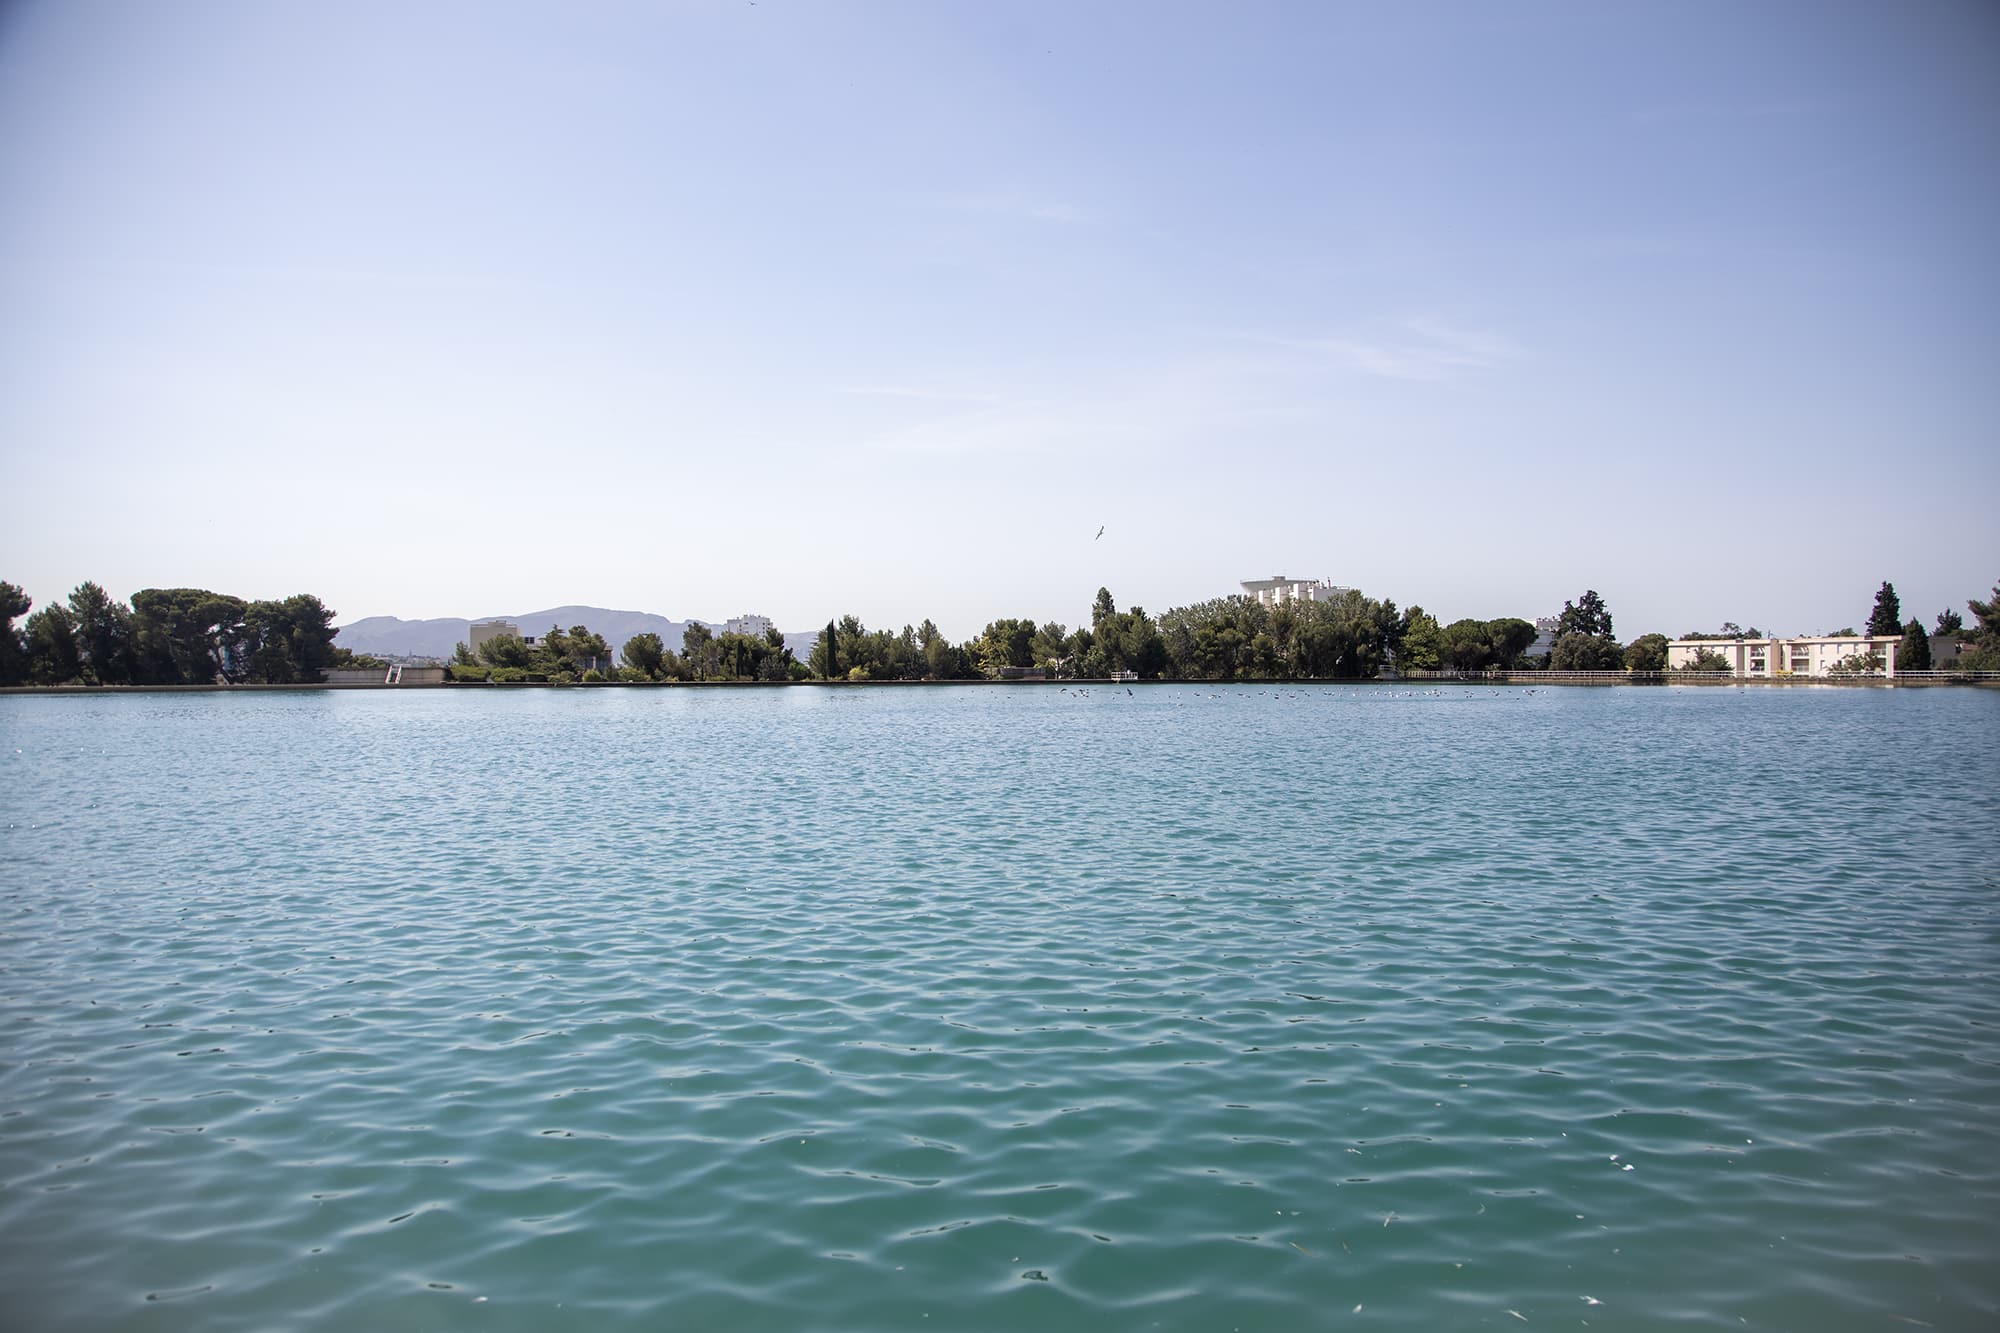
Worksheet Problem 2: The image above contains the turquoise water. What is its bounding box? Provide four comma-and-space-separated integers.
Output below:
2, 684, 1996, 1330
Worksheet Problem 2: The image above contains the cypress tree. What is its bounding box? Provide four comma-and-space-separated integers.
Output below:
825, 618, 838, 679
1867, 581, 1902, 637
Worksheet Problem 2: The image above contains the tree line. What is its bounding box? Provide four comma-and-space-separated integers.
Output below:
0, 581, 361, 686
663, 586, 1614, 683
449, 621, 803, 684
10, 575, 1996, 688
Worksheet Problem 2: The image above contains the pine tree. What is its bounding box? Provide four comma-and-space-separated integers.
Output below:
1899, 619, 1931, 671
1867, 581, 1901, 637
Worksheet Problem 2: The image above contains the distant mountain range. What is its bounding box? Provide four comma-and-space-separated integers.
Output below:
334, 606, 817, 662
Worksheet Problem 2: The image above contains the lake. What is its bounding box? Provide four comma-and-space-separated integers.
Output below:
2, 684, 1996, 1330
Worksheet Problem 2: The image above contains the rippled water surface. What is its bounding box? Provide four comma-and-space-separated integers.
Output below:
3, 684, 1997, 1330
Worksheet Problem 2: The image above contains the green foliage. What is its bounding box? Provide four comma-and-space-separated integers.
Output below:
1954, 580, 2000, 670
622, 632, 665, 678
975, 617, 1038, 673
1867, 581, 1902, 638
1029, 620, 1068, 669
924, 625, 973, 680
67, 581, 135, 684
1550, 632, 1625, 670
1968, 581, 2000, 644
535, 625, 616, 679
0, 580, 30, 685
1676, 647, 1732, 672
795, 614, 951, 681
812, 619, 838, 679
1624, 633, 1669, 672
1898, 620, 1931, 671
1828, 650, 1886, 676
240, 594, 339, 683
131, 588, 248, 683
1152, 591, 1393, 680
5, 583, 336, 686
1555, 590, 1615, 642
681, 621, 716, 674
1546, 590, 1621, 670
1935, 609, 1963, 636
1394, 606, 1443, 671
1071, 598, 1168, 679
1440, 619, 1493, 670
1680, 622, 1762, 640
479, 633, 532, 669
1430, 616, 1542, 671
25, 605, 81, 684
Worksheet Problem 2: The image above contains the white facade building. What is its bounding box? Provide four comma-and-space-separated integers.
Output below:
1240, 575, 1354, 609
725, 614, 774, 638
1665, 635, 1901, 678
469, 619, 522, 653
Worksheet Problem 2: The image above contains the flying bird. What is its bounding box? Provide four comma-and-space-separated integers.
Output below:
1094, 526, 1105, 541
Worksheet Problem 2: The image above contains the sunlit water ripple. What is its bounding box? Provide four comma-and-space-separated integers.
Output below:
2, 684, 1997, 1330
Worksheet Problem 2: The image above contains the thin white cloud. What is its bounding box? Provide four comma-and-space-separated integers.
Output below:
922, 189, 1098, 225
1239, 319, 1519, 382
832, 384, 1005, 405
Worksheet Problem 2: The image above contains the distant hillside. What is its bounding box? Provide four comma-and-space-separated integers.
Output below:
334, 606, 816, 663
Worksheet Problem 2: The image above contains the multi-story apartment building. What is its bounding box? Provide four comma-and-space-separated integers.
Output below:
1665, 635, 1902, 678
725, 614, 774, 639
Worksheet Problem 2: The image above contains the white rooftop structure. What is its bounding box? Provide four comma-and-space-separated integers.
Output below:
1239, 575, 1353, 608
725, 613, 774, 638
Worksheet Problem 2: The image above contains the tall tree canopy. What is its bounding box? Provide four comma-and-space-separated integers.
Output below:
1867, 581, 1902, 637
1960, 580, 2000, 670
1624, 634, 1669, 672
1550, 588, 1621, 670
68, 581, 135, 685
24, 605, 81, 684
0, 581, 30, 686
1898, 620, 1931, 671
1555, 589, 1615, 642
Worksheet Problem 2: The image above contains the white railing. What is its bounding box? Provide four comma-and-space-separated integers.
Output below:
1397, 668, 1999, 684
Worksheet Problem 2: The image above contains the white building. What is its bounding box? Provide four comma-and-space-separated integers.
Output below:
725, 614, 774, 638
469, 619, 522, 653
1240, 575, 1353, 609
1665, 635, 1901, 678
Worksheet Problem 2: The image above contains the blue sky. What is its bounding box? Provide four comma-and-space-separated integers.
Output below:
2, 0, 1995, 642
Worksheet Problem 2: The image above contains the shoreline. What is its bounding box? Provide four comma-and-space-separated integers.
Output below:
6, 675, 1996, 696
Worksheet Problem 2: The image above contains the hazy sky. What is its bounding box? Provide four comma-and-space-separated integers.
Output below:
3, 0, 1995, 642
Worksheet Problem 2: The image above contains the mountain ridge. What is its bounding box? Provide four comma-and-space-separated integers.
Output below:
335, 606, 817, 662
